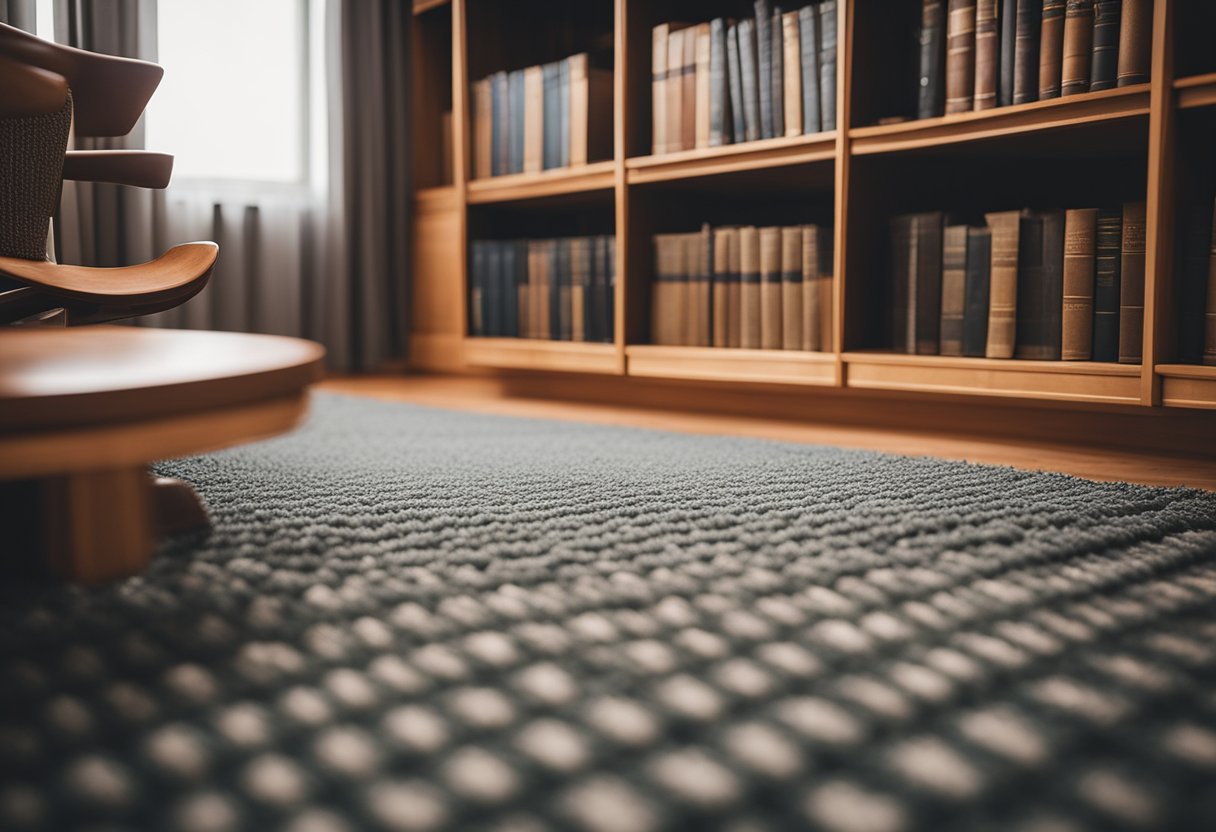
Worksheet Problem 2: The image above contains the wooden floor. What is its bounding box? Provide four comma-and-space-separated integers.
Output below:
319, 374, 1216, 491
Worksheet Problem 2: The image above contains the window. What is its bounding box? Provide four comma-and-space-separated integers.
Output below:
146, 0, 308, 184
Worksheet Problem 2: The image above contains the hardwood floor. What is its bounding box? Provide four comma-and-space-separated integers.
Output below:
319, 374, 1216, 491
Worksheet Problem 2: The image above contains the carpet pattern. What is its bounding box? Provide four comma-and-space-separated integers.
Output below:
2, 394, 1216, 832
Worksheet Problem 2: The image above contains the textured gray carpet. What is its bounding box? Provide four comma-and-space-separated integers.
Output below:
2, 393, 1216, 832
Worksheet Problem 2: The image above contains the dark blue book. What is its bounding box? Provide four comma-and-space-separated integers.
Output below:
508, 69, 525, 174
800, 5, 821, 134
771, 5, 784, 137
738, 18, 761, 142
754, 0, 773, 138
727, 22, 746, 144
559, 59, 571, 167
490, 71, 508, 176
542, 62, 561, 170
818, 1, 837, 130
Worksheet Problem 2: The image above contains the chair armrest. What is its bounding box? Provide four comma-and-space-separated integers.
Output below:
62, 151, 174, 189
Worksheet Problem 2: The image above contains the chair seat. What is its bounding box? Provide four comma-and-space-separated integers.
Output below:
0, 242, 218, 304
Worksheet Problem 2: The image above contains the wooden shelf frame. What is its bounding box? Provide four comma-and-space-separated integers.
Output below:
406, 0, 1216, 412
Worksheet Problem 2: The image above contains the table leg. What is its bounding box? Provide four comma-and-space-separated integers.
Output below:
40, 467, 153, 583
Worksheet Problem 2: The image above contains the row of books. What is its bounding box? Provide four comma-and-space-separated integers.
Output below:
652, 225, 834, 351
651, 0, 837, 156
469, 237, 616, 342
890, 203, 1146, 363
1177, 195, 1216, 366
471, 53, 612, 180
918, 0, 1151, 120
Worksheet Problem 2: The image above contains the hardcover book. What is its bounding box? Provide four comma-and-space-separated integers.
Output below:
771, 6, 785, 137
799, 6, 821, 134
695, 23, 712, 149
1060, 0, 1094, 96
818, 0, 837, 130
740, 226, 762, 348
963, 227, 992, 357
985, 209, 1023, 359
755, 0, 774, 138
782, 11, 803, 137
781, 225, 803, 350
945, 0, 977, 114
472, 79, 492, 179
1061, 207, 1097, 360
491, 71, 509, 176
727, 22, 748, 144
999, 0, 1018, 106
681, 27, 698, 151
738, 18, 762, 142
1116, 0, 1150, 87
1092, 206, 1122, 361
940, 224, 969, 355
1118, 200, 1146, 364
1015, 209, 1064, 360
760, 226, 783, 349
974, 0, 999, 109
509, 69, 526, 174
523, 65, 544, 174
542, 62, 561, 170
713, 227, 733, 346
802, 224, 824, 352
558, 59, 571, 168
1089, 0, 1120, 91
1013, 0, 1042, 105
652, 23, 670, 154
918, 0, 947, 119
1038, 0, 1066, 100
693, 225, 713, 347
666, 28, 686, 154
726, 227, 743, 347
709, 18, 731, 146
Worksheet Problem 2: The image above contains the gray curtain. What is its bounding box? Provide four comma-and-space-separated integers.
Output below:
0, 0, 35, 29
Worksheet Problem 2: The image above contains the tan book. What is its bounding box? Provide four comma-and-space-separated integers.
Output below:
571, 237, 588, 342
760, 226, 783, 350
945, 0, 977, 113
534, 240, 552, 340
472, 80, 492, 180
819, 274, 833, 352
739, 226, 761, 349
1060, 0, 1094, 96
523, 65, 544, 174
652, 23, 670, 155
569, 55, 588, 166
801, 225, 822, 352
726, 227, 742, 348
1038, 0, 1065, 99
713, 227, 732, 348
1206, 205, 1216, 366
985, 210, 1022, 359
681, 27, 698, 151
666, 29, 685, 155
652, 234, 679, 344
684, 230, 707, 347
1116, 0, 1151, 87
782, 11, 802, 137
940, 224, 968, 355
694, 23, 712, 150
781, 226, 803, 350
568, 55, 613, 166
973, 0, 998, 109
1062, 208, 1097, 360
1119, 201, 1147, 364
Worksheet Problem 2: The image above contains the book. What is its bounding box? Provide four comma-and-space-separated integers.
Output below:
695, 23, 712, 149
891, 212, 944, 354
945, 0, 977, 114
542, 63, 561, 170
525, 240, 543, 339
999, 0, 1018, 106
740, 226, 762, 348
472, 81, 492, 180
727, 23, 747, 145
555, 238, 571, 341
760, 226, 783, 349
1092, 206, 1122, 361
516, 240, 530, 338
782, 11, 802, 137
1013, 0, 1042, 105
780, 226, 803, 349
963, 227, 992, 356
1015, 209, 1064, 360
891, 214, 914, 352
985, 209, 1023, 358
523, 65, 544, 174
918, 0, 947, 119
605, 235, 617, 344
1176, 198, 1215, 364
1061, 0, 1094, 96
652, 23, 671, 154
509, 69, 526, 174
771, 6, 785, 137
819, 270, 833, 351
713, 227, 733, 346
802, 224, 823, 351
709, 18, 731, 147
799, 5, 822, 134
738, 19, 762, 143
681, 27, 698, 151
1116, 0, 1150, 87
693, 225, 713, 347
470, 240, 486, 336
974, 0, 999, 109
568, 56, 613, 166
756, 0, 774, 139
571, 237, 588, 343
1118, 200, 1146, 364
1038, 0, 1066, 99
1061, 208, 1097, 360
558, 58, 571, 168
491, 71, 509, 176
1089, 0, 1120, 91
725, 227, 743, 347
652, 234, 680, 345
818, 0, 837, 130
667, 28, 686, 154
504, 241, 522, 338
940, 224, 969, 355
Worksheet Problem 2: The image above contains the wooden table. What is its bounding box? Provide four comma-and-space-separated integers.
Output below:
0, 326, 325, 582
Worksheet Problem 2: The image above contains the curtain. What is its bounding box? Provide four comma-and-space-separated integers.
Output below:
0, 0, 34, 29
49, 0, 411, 372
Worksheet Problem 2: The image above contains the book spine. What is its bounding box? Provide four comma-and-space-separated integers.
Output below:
946, 0, 977, 114
710, 18, 730, 146
605, 235, 616, 344
667, 30, 685, 155
799, 6, 821, 134
1014, 211, 1047, 359
509, 70, 526, 174
696, 226, 713, 347
568, 55, 589, 166
1118, 200, 1146, 364
985, 210, 1021, 358
1206, 202, 1216, 366
695, 24, 713, 150
740, 226, 762, 348
940, 224, 969, 355
727, 23, 747, 144
782, 11, 802, 136
1060, 0, 1094, 96
681, 28, 698, 151
802, 225, 821, 351
725, 228, 742, 347
473, 80, 491, 179
963, 227, 992, 356
713, 227, 732, 346
501, 241, 516, 338
739, 19, 762, 142
1013, 0, 1042, 105
1089, 0, 1120, 91
653, 23, 669, 154
491, 72, 508, 176
1116, 0, 1150, 87
570, 237, 585, 342
491, 241, 505, 337
771, 6, 785, 137
818, 0, 837, 131
891, 214, 914, 353
914, 212, 944, 354
519, 241, 533, 339
542, 62, 561, 170
1038, 0, 1066, 100
652, 235, 673, 344
558, 58, 571, 167
760, 226, 783, 349
523, 65, 544, 174
470, 240, 485, 336
973, 0, 999, 109
781, 226, 803, 349
918, 0, 947, 119
1092, 206, 1122, 361
1035, 210, 1066, 359
559, 238, 573, 340
999, 0, 1018, 106
1062, 208, 1097, 360
755, 0, 774, 139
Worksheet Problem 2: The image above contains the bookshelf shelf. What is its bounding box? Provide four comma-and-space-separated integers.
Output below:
843, 352, 1142, 404
464, 338, 622, 375
1175, 73, 1216, 110
413, 0, 450, 14
626, 346, 837, 386
466, 162, 617, 205
1156, 365, 1216, 409
626, 132, 837, 186
848, 85, 1151, 156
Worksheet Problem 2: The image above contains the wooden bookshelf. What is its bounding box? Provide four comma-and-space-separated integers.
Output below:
407, 0, 1216, 421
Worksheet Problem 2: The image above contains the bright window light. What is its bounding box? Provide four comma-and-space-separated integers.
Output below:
147, 0, 307, 184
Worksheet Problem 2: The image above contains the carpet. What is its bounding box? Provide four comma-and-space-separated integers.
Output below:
2, 393, 1216, 832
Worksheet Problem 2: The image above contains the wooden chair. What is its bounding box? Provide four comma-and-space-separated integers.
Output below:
0, 21, 217, 324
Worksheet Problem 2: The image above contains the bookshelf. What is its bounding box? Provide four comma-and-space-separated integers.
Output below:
409, 0, 1216, 416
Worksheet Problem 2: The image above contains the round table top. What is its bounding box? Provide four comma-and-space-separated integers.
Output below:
0, 326, 326, 433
